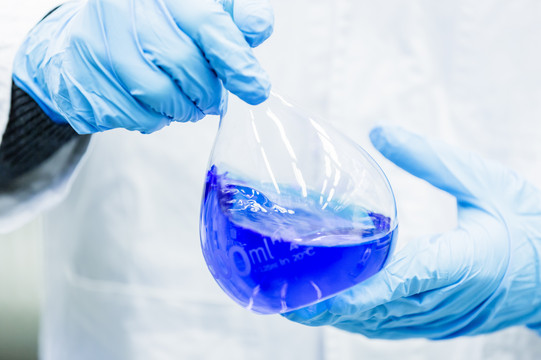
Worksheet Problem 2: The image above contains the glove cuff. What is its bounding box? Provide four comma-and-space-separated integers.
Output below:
12, 3, 79, 125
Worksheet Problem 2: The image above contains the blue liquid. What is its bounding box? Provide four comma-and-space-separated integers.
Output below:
200, 166, 397, 314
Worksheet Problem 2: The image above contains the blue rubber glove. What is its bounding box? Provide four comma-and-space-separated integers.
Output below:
12, 0, 273, 134
284, 126, 541, 339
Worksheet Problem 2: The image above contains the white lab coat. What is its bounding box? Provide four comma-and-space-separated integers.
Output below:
0, 0, 90, 233
2, 0, 541, 359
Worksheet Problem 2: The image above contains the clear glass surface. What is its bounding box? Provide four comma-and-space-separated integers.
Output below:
200, 92, 398, 314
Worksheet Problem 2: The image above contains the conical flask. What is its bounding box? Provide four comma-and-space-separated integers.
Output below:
200, 92, 397, 314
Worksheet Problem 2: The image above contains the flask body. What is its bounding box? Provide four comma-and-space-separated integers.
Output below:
200, 93, 397, 314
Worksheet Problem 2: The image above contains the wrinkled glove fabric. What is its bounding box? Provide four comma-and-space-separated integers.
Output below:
12, 0, 273, 134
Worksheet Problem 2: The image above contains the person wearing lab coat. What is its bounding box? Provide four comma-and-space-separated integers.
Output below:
3, 0, 541, 359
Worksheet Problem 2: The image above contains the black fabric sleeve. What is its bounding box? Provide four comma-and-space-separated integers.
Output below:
0, 81, 79, 189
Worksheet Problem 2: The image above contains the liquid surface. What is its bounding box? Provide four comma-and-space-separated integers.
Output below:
200, 166, 397, 314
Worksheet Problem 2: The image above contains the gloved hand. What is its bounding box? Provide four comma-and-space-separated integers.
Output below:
284, 126, 541, 339
12, 0, 273, 134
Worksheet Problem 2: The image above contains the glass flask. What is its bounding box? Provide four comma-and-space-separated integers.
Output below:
200, 92, 397, 314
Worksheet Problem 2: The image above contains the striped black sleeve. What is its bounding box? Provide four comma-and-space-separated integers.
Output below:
0, 81, 78, 189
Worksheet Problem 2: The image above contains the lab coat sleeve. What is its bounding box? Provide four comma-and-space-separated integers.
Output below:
0, 1, 91, 234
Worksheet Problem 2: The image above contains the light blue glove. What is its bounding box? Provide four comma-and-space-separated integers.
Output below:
284, 126, 541, 339
12, 0, 273, 134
